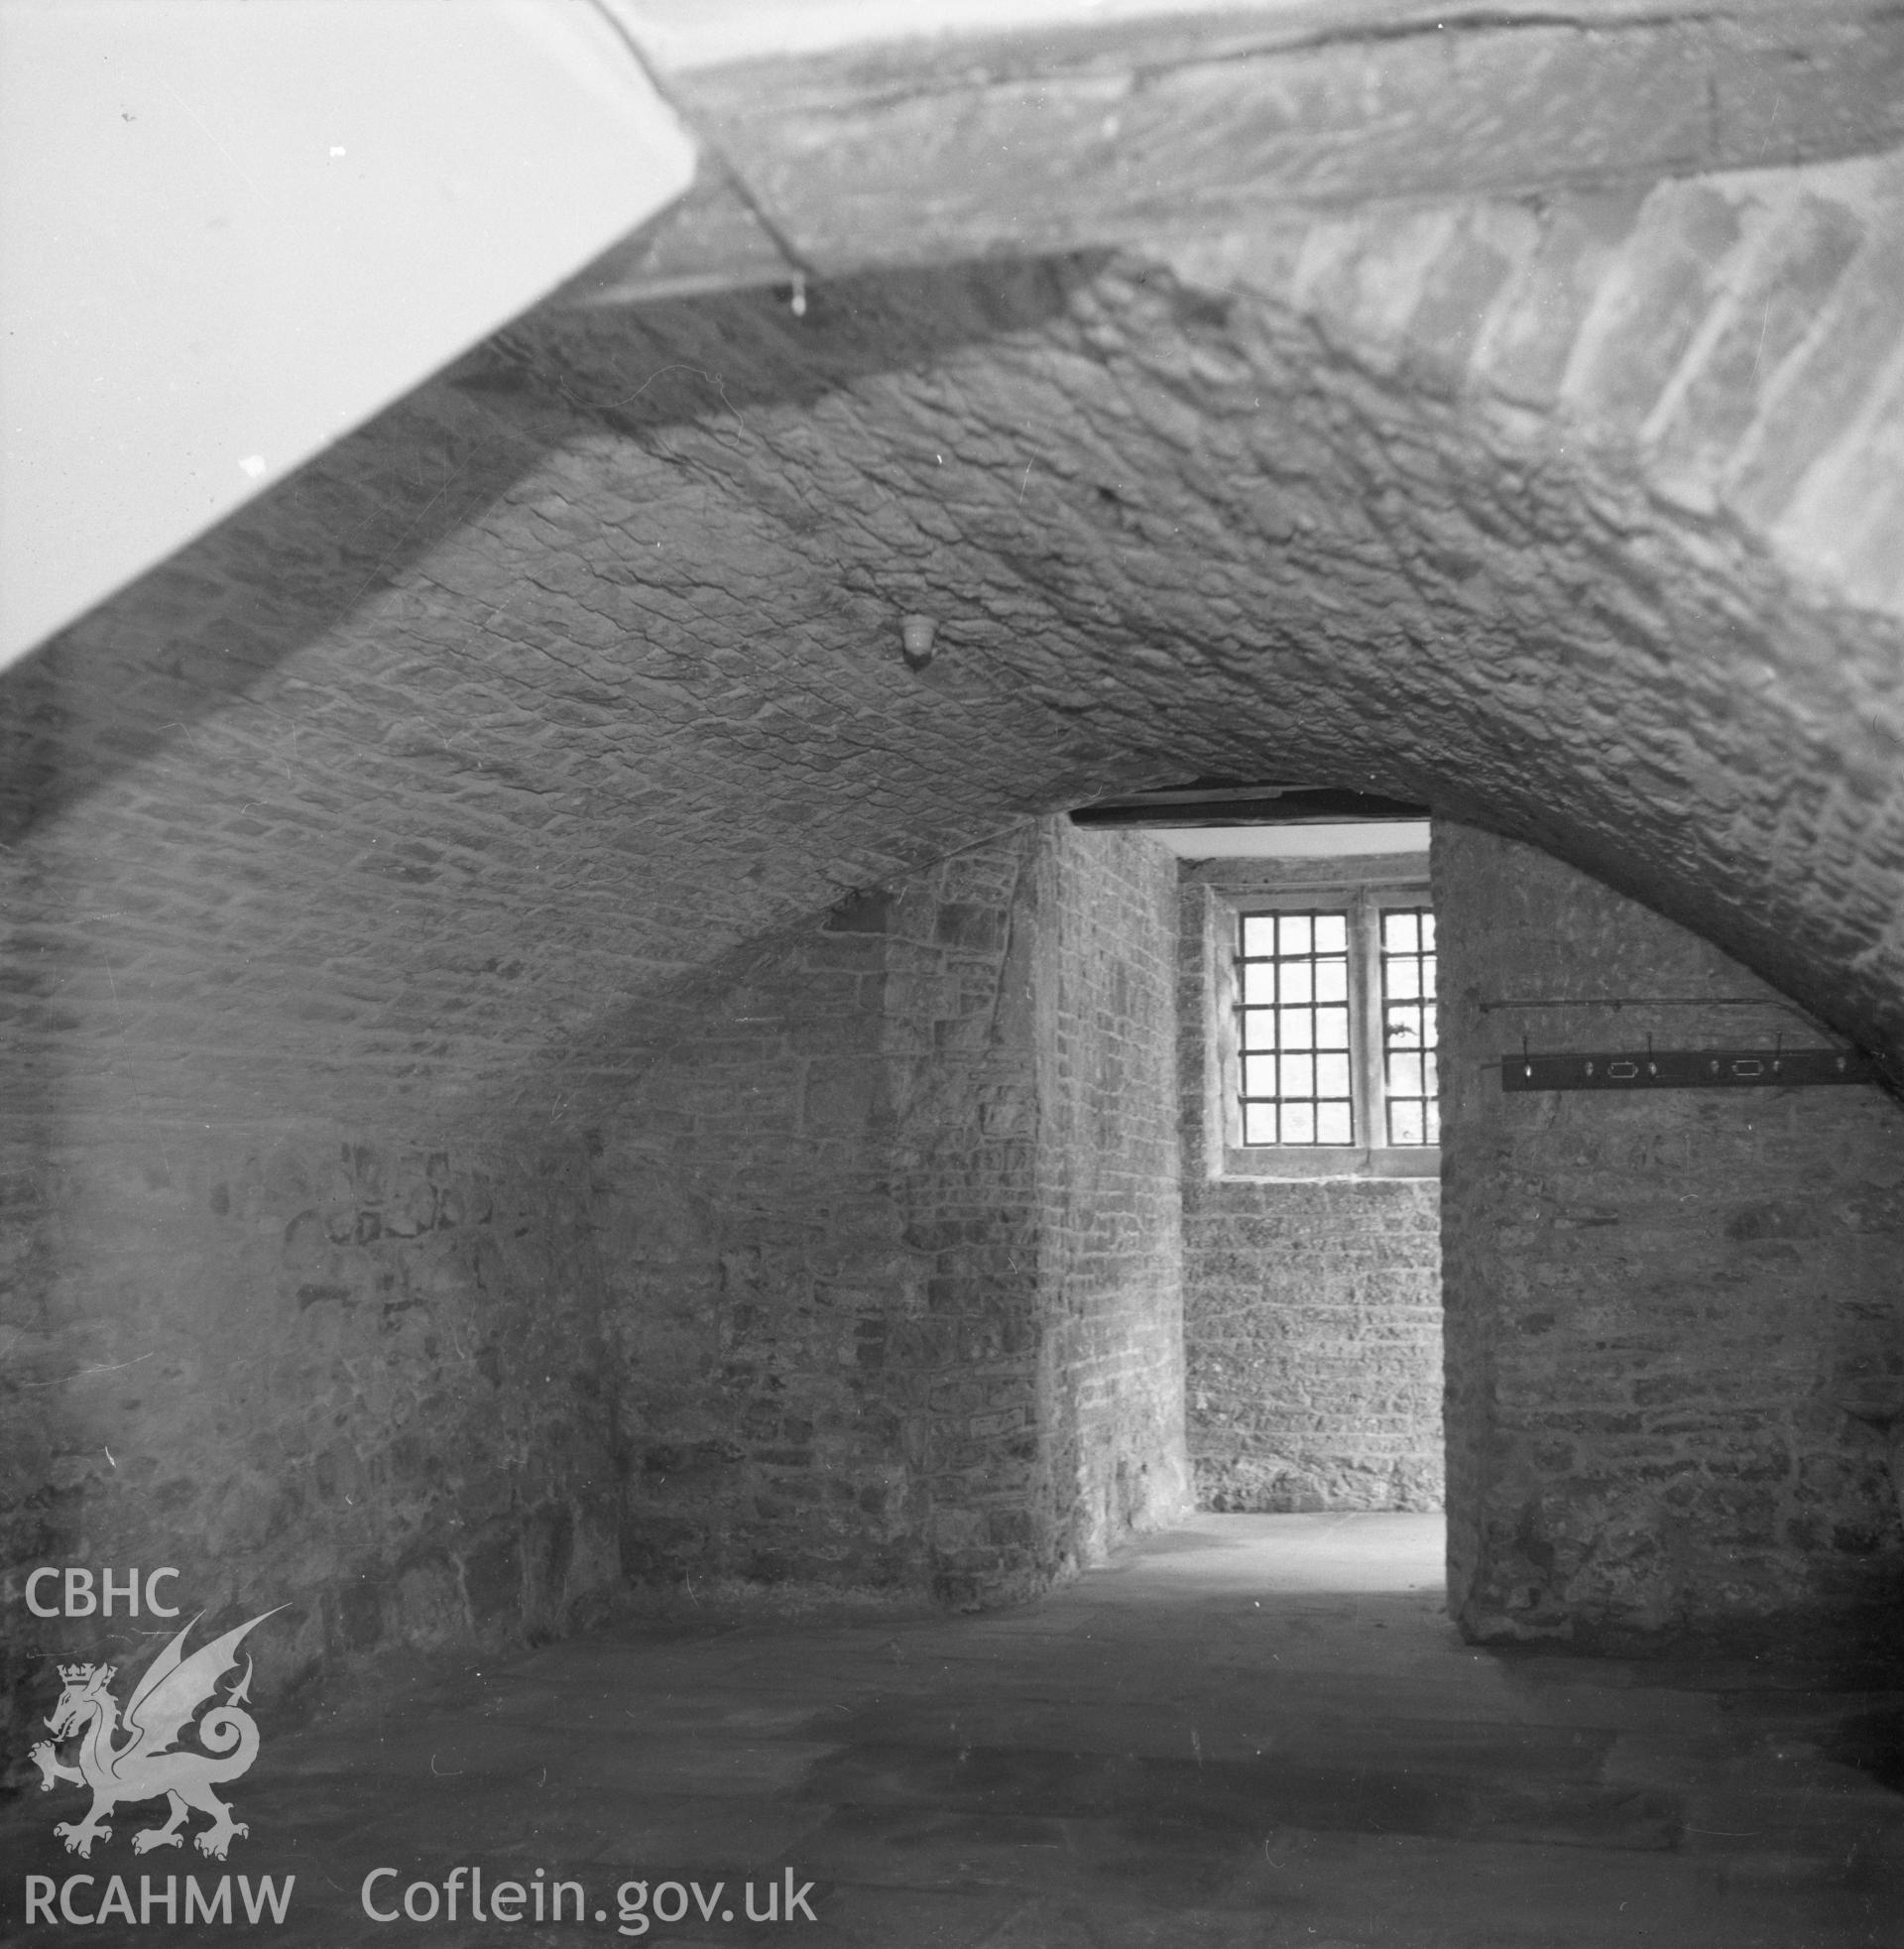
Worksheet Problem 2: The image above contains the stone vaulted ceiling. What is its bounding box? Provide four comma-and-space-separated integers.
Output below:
8, 1, 1904, 1128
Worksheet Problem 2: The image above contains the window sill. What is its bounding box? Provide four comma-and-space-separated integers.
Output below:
1220, 1145, 1440, 1182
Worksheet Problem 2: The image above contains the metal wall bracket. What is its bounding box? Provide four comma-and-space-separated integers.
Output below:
1501, 1047, 1877, 1092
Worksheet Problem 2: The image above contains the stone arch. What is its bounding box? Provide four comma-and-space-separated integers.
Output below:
482, 154, 1904, 1064
15, 151, 1904, 1065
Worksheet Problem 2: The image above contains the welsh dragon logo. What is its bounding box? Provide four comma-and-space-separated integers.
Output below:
31, 1608, 282, 1861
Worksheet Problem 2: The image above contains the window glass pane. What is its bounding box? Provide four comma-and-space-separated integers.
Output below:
1232, 900, 1408, 1154
1424, 1101, 1441, 1144
1423, 1052, 1439, 1096
1376, 905, 1438, 1148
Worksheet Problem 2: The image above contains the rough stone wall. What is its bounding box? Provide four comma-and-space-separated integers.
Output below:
1, 1111, 620, 1782
1184, 1178, 1442, 1513
601, 833, 1034, 1602
1437, 824, 1904, 1665
0, 806, 1188, 1775
1033, 823, 1190, 1569
601, 818, 1187, 1609
1177, 859, 1443, 1514
883, 834, 1050, 1607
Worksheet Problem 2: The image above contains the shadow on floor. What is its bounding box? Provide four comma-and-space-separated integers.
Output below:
6, 1515, 1901, 1946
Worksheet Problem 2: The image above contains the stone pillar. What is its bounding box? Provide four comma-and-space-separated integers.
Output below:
1436, 824, 1904, 1665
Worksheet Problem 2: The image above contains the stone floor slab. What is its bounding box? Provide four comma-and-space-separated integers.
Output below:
5, 1515, 1899, 1947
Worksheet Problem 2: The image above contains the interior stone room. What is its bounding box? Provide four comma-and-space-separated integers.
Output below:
6, 3, 1904, 1942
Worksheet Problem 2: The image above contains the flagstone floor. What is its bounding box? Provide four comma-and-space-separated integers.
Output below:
8, 1514, 1903, 1946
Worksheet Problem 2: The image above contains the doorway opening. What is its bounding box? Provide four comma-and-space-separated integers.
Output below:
1154, 812, 1445, 1526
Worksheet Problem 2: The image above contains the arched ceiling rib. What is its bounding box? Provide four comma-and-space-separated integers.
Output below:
7, 150, 1904, 1121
